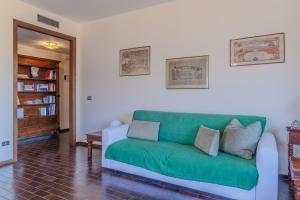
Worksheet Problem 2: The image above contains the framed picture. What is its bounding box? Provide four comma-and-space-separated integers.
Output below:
120, 46, 150, 76
166, 55, 209, 89
230, 33, 285, 66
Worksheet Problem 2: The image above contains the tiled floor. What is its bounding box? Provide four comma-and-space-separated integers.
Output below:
279, 181, 290, 200
0, 133, 290, 200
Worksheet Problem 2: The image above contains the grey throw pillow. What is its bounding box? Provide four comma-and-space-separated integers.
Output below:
220, 119, 262, 159
127, 120, 160, 141
194, 126, 220, 157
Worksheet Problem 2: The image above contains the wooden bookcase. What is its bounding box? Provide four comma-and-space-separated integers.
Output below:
17, 55, 60, 140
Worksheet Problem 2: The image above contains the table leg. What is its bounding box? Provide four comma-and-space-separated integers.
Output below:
88, 140, 93, 160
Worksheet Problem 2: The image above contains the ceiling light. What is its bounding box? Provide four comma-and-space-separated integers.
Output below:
43, 41, 59, 49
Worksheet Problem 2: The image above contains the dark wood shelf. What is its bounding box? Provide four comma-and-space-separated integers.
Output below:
18, 103, 55, 107
18, 78, 56, 82
18, 55, 60, 140
18, 125, 58, 131
18, 91, 56, 93
18, 64, 57, 69
18, 124, 59, 139
19, 115, 57, 121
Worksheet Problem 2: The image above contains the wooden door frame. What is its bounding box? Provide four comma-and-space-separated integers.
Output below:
13, 19, 77, 162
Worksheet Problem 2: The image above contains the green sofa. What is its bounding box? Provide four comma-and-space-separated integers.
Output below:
102, 110, 278, 200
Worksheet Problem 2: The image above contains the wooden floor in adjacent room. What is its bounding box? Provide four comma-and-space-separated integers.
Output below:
0, 133, 290, 200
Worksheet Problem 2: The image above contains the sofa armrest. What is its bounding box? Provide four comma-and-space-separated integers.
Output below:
255, 132, 278, 200
102, 124, 129, 146
102, 124, 129, 167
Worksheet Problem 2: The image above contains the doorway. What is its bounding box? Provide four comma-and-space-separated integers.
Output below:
13, 20, 76, 162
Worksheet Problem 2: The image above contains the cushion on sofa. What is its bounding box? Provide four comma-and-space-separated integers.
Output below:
127, 120, 160, 141
194, 126, 220, 156
133, 110, 266, 145
220, 119, 262, 159
105, 138, 258, 190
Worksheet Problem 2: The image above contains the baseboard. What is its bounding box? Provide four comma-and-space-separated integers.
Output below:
279, 174, 288, 180
59, 128, 70, 133
0, 159, 15, 167
76, 141, 101, 149
18, 133, 54, 145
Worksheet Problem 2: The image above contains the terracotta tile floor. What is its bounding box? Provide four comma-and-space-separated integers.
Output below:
0, 133, 290, 200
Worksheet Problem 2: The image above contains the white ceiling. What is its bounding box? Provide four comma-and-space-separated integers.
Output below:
18, 27, 70, 54
20, 0, 174, 22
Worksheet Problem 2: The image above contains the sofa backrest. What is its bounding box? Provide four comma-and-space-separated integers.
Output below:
133, 110, 267, 145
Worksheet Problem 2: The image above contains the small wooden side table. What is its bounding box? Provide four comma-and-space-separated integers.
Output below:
86, 131, 102, 161
287, 127, 300, 199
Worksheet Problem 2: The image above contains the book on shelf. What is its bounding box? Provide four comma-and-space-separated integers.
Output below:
45, 70, 56, 80
24, 99, 43, 105
48, 83, 55, 91
17, 74, 29, 79
43, 96, 55, 104
36, 83, 55, 92
24, 84, 35, 91
37, 84, 48, 92
24, 96, 56, 105
17, 82, 23, 91
18, 82, 35, 92
17, 96, 20, 105
17, 108, 24, 119
40, 104, 55, 116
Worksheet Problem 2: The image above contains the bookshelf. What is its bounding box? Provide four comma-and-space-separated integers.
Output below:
17, 55, 60, 140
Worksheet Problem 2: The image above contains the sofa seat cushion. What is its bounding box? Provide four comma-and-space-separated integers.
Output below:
105, 139, 258, 190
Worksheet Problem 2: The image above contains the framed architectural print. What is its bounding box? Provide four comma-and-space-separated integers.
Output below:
166, 55, 209, 89
230, 33, 285, 66
120, 46, 150, 76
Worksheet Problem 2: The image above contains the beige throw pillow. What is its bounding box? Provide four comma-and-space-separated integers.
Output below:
127, 120, 160, 141
220, 119, 262, 159
194, 126, 220, 157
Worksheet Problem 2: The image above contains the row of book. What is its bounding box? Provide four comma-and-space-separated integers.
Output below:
45, 70, 56, 80
24, 99, 43, 105
17, 74, 29, 79
43, 96, 55, 104
40, 104, 56, 116
18, 82, 56, 92
22, 96, 55, 105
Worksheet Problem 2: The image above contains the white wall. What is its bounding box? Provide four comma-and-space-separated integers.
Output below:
0, 0, 80, 162
18, 44, 70, 130
79, 0, 300, 174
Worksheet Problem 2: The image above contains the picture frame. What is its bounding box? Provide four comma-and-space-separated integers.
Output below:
120, 46, 150, 76
230, 33, 285, 66
166, 55, 209, 89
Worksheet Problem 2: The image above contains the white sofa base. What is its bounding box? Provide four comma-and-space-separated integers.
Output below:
103, 159, 256, 200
